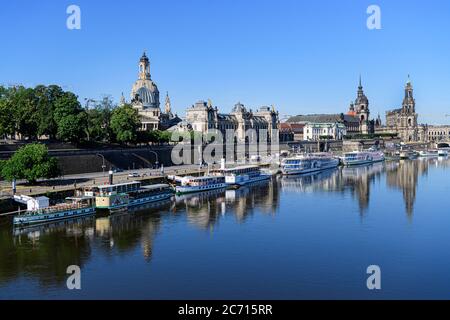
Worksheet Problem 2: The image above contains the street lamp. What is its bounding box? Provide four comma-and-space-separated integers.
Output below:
148, 150, 159, 168
96, 153, 106, 176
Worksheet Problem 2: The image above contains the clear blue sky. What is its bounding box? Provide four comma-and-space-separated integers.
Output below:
1, 0, 450, 124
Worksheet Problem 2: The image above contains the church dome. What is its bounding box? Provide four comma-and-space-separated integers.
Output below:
355, 94, 368, 105
135, 86, 158, 108
232, 102, 246, 113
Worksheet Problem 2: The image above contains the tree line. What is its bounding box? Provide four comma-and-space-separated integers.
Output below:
0, 85, 172, 145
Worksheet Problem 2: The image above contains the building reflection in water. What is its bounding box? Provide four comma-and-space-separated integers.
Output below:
1, 217, 96, 287
280, 160, 431, 218
94, 201, 171, 261
281, 165, 383, 216
174, 179, 279, 229
386, 158, 430, 217
2, 158, 448, 290
340, 163, 384, 215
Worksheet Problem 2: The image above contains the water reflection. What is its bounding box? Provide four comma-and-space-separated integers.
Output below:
281, 164, 384, 215
280, 158, 446, 217
0, 217, 95, 287
1, 158, 449, 296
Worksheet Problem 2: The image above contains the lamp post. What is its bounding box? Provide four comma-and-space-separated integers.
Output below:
96, 153, 106, 176
148, 150, 159, 169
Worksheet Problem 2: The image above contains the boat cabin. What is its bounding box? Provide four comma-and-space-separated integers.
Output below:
85, 181, 142, 197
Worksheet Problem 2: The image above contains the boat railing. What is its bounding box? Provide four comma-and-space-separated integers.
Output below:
18, 203, 92, 216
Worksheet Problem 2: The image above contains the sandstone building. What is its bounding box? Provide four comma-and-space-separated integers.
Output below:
121, 52, 181, 131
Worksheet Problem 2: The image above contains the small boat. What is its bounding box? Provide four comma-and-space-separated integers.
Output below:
341, 151, 385, 166
13, 195, 96, 226
438, 149, 449, 157
174, 175, 227, 194
418, 150, 439, 157
215, 165, 271, 186
281, 153, 340, 175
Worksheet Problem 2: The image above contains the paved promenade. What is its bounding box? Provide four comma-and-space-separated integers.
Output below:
0, 164, 207, 199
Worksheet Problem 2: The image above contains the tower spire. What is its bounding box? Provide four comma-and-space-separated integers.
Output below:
165, 91, 171, 114
139, 51, 150, 80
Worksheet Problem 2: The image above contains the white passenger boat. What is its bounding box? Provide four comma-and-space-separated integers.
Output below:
217, 165, 271, 186
438, 149, 449, 157
418, 150, 439, 157
175, 175, 227, 194
341, 151, 385, 166
13, 195, 96, 226
281, 153, 340, 175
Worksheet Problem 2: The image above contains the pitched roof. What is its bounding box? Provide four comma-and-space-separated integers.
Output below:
287, 114, 359, 124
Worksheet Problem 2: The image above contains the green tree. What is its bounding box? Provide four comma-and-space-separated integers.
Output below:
0, 86, 7, 99
0, 98, 15, 138
0, 143, 60, 183
35, 85, 64, 138
85, 97, 113, 142
155, 130, 172, 144
110, 104, 140, 144
54, 92, 86, 142
9, 86, 39, 139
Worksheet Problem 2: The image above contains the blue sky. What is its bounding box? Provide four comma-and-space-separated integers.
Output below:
1, 0, 449, 124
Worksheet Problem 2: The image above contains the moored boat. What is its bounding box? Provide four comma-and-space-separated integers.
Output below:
399, 149, 419, 160
13, 195, 95, 226
418, 150, 439, 157
341, 151, 385, 166
216, 165, 271, 186
128, 184, 174, 206
85, 181, 173, 211
281, 153, 340, 175
438, 149, 449, 157
174, 175, 227, 194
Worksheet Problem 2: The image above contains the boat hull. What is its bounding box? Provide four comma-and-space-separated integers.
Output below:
225, 174, 271, 186
342, 158, 385, 166
129, 193, 174, 206
176, 183, 227, 195
13, 207, 96, 226
282, 162, 339, 175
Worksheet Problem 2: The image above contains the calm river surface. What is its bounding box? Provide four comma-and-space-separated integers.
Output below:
1, 158, 450, 299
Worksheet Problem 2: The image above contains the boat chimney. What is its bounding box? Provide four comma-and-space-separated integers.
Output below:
109, 170, 114, 185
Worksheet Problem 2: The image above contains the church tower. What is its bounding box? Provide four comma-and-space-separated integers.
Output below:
164, 92, 172, 115
139, 51, 151, 80
354, 76, 370, 134
402, 75, 415, 114
130, 51, 161, 131
119, 92, 126, 106
401, 76, 418, 141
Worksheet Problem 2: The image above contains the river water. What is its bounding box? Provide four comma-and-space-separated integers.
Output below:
1, 157, 450, 299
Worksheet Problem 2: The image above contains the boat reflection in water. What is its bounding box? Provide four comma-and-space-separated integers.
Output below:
174, 178, 276, 228
1, 158, 450, 299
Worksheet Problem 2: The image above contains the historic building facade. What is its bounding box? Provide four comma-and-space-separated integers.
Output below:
285, 77, 376, 140
303, 122, 347, 141
427, 126, 450, 142
121, 52, 181, 131
184, 100, 279, 142
384, 77, 427, 142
